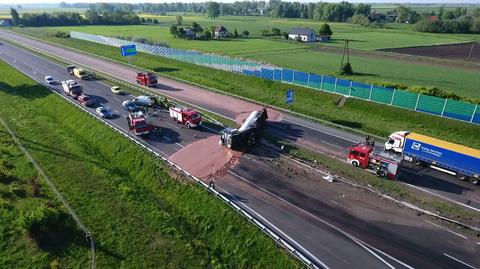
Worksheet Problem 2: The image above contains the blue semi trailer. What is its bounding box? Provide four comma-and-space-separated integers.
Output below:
385, 131, 480, 185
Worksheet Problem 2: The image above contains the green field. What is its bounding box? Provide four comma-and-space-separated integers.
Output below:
138, 15, 480, 50
15, 27, 480, 98
6, 31, 480, 150
0, 59, 299, 268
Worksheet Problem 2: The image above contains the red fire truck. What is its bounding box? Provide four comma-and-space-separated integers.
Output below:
136, 72, 157, 87
169, 106, 202, 128
127, 111, 154, 136
347, 143, 402, 180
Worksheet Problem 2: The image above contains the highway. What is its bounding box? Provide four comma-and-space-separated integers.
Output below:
1, 37, 479, 268
1, 29, 478, 214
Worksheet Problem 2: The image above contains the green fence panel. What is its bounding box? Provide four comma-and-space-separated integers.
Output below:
335, 79, 350, 95
443, 99, 476, 122
416, 94, 445, 115
322, 76, 336, 93
392, 90, 418, 110
350, 83, 371, 100
370, 87, 394, 104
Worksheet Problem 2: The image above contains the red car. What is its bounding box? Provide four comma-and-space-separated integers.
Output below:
78, 94, 94, 107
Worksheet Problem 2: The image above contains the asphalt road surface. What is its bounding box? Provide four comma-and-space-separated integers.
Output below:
1, 29, 478, 214
1, 38, 479, 269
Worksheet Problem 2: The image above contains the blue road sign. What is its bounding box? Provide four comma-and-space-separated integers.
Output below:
121, 45, 137, 57
285, 89, 294, 104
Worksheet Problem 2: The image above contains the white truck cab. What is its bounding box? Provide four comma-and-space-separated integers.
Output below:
384, 131, 410, 153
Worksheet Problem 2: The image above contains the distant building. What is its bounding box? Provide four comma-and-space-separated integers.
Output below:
288, 28, 317, 42
0, 19, 12, 27
427, 15, 439, 22
317, 36, 331, 43
183, 28, 197, 39
214, 25, 229, 38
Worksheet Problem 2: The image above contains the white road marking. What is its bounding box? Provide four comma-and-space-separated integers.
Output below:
477, 242, 480, 246
113, 97, 122, 102
226, 170, 414, 269
175, 142, 184, 148
163, 136, 171, 141
235, 197, 331, 269
443, 253, 477, 269
330, 200, 347, 209
424, 220, 467, 239
167, 122, 180, 129
402, 182, 480, 213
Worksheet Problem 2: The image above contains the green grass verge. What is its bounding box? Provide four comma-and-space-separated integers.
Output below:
8, 29, 480, 151
264, 136, 480, 228
0, 60, 300, 268
0, 124, 88, 267
13, 27, 480, 98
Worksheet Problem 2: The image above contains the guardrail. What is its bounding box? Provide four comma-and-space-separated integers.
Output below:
1, 45, 322, 268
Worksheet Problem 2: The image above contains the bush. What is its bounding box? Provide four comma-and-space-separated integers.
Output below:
340, 62, 353, 75
52, 31, 70, 38
318, 23, 332, 36
350, 14, 370, 26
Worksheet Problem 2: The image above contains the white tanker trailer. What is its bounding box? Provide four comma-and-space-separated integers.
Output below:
219, 108, 268, 149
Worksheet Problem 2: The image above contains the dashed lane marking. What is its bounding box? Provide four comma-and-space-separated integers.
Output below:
443, 253, 477, 269
424, 220, 468, 240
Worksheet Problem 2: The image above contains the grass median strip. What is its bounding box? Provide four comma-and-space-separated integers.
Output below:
0, 60, 301, 268
7, 28, 480, 150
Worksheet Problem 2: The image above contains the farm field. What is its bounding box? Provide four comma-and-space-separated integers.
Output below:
5, 31, 480, 150
139, 15, 480, 50
15, 27, 480, 98
0, 59, 298, 268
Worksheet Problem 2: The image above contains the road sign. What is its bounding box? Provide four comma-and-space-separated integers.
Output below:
285, 89, 294, 104
120, 45, 137, 57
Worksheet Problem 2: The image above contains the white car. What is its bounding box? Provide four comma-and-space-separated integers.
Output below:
111, 86, 124, 95
96, 106, 113, 118
133, 95, 155, 107
44, 76, 56, 84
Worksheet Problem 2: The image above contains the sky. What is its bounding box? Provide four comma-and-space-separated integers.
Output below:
2, 0, 480, 4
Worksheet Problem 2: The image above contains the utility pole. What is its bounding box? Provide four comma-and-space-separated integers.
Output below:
467, 41, 476, 60
339, 39, 350, 72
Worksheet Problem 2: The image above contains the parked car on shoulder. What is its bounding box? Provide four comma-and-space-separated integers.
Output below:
110, 86, 124, 95
44, 76, 57, 84
122, 100, 140, 112
133, 95, 155, 107
78, 94, 94, 107
96, 106, 113, 118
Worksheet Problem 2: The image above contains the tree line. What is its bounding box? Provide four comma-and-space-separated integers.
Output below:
416, 7, 480, 34
10, 7, 140, 27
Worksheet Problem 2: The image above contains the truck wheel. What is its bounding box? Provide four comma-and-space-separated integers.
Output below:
351, 160, 359, 167
226, 139, 232, 149
469, 177, 479, 185
376, 170, 387, 178
456, 173, 467, 181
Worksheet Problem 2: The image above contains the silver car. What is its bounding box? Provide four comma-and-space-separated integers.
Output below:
96, 106, 113, 118
44, 76, 56, 84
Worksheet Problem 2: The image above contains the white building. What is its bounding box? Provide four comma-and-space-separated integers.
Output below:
288, 28, 317, 42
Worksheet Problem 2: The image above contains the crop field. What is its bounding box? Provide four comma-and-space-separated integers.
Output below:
15, 27, 480, 98
5, 31, 480, 150
0, 59, 299, 268
139, 15, 480, 50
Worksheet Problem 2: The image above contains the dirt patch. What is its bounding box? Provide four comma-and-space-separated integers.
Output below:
169, 135, 241, 179
235, 108, 283, 126
379, 42, 480, 63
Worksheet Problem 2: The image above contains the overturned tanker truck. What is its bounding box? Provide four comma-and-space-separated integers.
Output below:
219, 108, 268, 150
